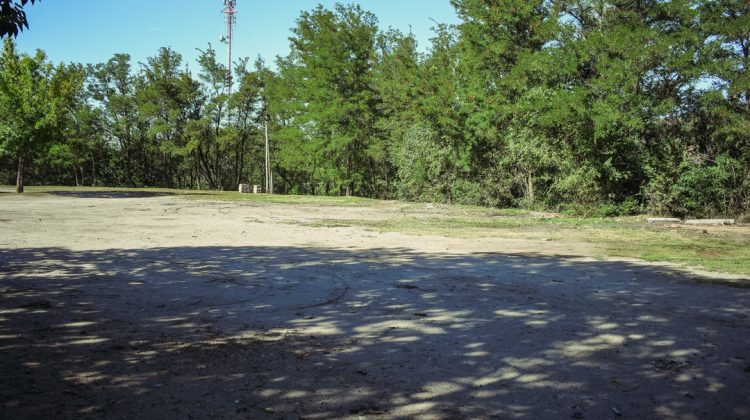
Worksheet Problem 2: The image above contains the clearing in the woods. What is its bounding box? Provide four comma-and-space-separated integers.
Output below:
1, 187, 749, 419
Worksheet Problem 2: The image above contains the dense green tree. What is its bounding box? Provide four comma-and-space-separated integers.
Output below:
56, 64, 109, 186
89, 53, 139, 185
0, 38, 81, 192
368, 29, 420, 197
683, 0, 750, 216
281, 4, 381, 196
451, 0, 553, 206
137, 47, 192, 186
263, 53, 319, 194
189, 45, 230, 189
228, 58, 269, 189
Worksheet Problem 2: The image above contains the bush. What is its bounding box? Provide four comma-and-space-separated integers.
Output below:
394, 123, 449, 202
450, 178, 482, 206
592, 198, 640, 217
549, 165, 602, 208
672, 155, 740, 218
643, 171, 680, 216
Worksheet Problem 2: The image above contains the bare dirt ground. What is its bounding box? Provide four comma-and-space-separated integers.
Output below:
1, 191, 749, 419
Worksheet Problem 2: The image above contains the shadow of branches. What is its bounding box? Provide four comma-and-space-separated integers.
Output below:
47, 191, 175, 199
1, 246, 749, 419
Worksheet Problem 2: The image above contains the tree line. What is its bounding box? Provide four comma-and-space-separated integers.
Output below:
1, 0, 748, 217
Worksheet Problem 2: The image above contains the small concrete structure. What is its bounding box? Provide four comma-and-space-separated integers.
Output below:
685, 219, 735, 225
239, 184, 265, 194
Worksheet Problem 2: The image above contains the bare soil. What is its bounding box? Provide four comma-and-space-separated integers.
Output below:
1, 192, 749, 419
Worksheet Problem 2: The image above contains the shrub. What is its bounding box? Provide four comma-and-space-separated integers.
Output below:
672, 155, 740, 218
394, 123, 449, 202
450, 178, 482, 206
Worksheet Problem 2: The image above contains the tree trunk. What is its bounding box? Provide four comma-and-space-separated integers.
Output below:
194, 157, 202, 190
90, 154, 97, 186
526, 170, 534, 205
197, 145, 218, 189
274, 167, 293, 193
236, 135, 246, 187
310, 161, 317, 195
16, 155, 24, 193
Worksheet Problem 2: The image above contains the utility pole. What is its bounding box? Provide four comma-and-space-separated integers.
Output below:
264, 114, 273, 194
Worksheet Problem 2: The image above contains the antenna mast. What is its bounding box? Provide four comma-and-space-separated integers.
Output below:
221, 0, 237, 98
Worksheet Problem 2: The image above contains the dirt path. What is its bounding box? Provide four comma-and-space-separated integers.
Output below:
1, 193, 749, 419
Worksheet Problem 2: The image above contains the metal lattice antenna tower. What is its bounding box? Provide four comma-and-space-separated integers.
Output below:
221, 0, 237, 98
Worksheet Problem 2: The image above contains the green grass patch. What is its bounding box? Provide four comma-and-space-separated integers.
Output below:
181, 190, 381, 206
598, 227, 750, 276
305, 215, 629, 234
305, 216, 750, 277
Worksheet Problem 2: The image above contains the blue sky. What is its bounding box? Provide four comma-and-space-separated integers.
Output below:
15, 1, 460, 69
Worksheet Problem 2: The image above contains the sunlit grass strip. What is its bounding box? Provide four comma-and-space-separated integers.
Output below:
597, 227, 750, 278
181, 191, 381, 206
304, 217, 750, 277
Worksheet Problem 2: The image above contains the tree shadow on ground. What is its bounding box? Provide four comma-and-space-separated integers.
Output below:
47, 191, 175, 199
1, 246, 749, 419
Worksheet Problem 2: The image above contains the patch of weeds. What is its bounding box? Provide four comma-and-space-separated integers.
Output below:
305, 220, 355, 228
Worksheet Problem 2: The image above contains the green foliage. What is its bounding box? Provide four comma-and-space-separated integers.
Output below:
449, 179, 482, 206
673, 155, 743, 218
550, 165, 603, 209
393, 123, 447, 202
0, 38, 81, 191
0, 0, 38, 38
8, 2, 750, 217
274, 3, 381, 196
